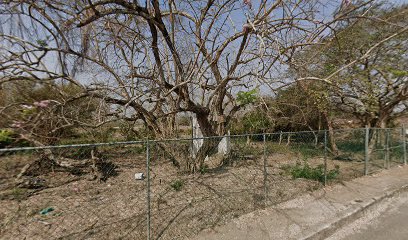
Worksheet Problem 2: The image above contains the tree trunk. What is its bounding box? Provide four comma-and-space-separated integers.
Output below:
367, 117, 388, 156
323, 112, 339, 155
187, 113, 223, 173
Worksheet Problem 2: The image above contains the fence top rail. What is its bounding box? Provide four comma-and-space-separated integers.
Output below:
0, 140, 146, 152
154, 129, 360, 143
0, 127, 403, 152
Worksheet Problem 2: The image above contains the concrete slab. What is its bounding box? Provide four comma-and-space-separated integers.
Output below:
192, 166, 408, 240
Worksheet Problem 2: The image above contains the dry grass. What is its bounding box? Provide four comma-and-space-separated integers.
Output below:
0, 144, 369, 240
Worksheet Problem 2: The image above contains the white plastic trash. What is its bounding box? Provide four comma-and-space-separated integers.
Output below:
134, 173, 145, 180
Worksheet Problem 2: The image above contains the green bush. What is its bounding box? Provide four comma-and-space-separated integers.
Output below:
337, 141, 365, 153
0, 129, 14, 147
199, 164, 209, 174
0, 129, 29, 148
284, 162, 340, 183
170, 179, 184, 191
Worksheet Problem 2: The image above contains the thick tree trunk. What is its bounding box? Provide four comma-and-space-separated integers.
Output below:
367, 117, 389, 156
187, 113, 223, 173
323, 112, 339, 155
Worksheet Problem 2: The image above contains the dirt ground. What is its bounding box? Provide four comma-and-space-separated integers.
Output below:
0, 143, 371, 240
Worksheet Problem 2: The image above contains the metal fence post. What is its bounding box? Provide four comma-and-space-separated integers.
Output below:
364, 126, 369, 175
385, 129, 390, 169
402, 124, 407, 165
263, 133, 267, 207
191, 116, 195, 159
324, 130, 328, 186
146, 140, 151, 240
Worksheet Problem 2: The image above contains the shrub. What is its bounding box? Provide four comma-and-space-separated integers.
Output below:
199, 164, 209, 174
0, 129, 14, 147
336, 141, 364, 153
170, 179, 184, 191
283, 162, 340, 183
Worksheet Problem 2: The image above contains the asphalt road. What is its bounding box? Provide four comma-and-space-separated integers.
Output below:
330, 191, 408, 240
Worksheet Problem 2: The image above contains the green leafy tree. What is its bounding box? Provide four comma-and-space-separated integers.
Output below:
270, 85, 326, 132
294, 4, 408, 128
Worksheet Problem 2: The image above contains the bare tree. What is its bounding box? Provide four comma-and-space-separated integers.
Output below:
0, 0, 374, 171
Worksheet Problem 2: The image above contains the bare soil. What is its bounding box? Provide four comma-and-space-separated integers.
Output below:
0, 144, 365, 240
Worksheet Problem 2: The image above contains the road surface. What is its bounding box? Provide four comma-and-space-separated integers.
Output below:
329, 191, 408, 240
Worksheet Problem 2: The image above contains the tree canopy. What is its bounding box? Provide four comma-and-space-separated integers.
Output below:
1, 0, 407, 170
292, 4, 408, 128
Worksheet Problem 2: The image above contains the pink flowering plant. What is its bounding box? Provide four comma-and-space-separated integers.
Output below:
33, 100, 51, 108
6, 99, 56, 144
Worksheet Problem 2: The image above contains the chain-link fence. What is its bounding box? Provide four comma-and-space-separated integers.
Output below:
367, 128, 407, 173
0, 141, 148, 240
0, 127, 406, 239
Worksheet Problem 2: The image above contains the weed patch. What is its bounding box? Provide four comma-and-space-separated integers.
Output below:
170, 179, 184, 191
282, 162, 340, 183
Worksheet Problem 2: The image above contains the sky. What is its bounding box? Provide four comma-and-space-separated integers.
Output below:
2, 0, 408, 97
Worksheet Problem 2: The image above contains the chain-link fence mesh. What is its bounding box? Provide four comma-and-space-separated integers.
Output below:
0, 142, 147, 240
388, 128, 406, 168
0, 127, 406, 240
368, 128, 406, 173
264, 131, 324, 204
331, 129, 366, 181
148, 135, 268, 240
